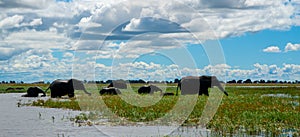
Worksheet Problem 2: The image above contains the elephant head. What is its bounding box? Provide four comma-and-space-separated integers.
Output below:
45, 78, 91, 98
68, 79, 91, 95
176, 75, 228, 96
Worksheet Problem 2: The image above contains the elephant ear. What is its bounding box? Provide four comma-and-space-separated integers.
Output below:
69, 79, 81, 87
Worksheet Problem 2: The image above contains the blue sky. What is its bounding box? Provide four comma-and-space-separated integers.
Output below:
0, 0, 300, 83
222, 26, 300, 68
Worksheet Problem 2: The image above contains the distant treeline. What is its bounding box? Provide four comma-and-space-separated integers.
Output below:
227, 79, 300, 84
1, 78, 300, 84
83, 79, 179, 84
1, 81, 24, 84
0, 79, 180, 84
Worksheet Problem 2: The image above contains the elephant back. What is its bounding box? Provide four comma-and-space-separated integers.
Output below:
138, 86, 150, 94
107, 80, 127, 89
100, 87, 120, 95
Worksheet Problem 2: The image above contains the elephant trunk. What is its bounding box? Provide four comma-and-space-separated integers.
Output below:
216, 83, 228, 96
39, 90, 46, 96
44, 87, 50, 93
41, 91, 46, 97
83, 89, 92, 96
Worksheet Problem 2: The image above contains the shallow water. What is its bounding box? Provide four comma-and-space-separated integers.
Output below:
0, 93, 210, 137
261, 93, 299, 99
0, 93, 105, 137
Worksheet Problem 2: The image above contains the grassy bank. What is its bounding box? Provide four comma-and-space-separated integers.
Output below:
2, 83, 299, 136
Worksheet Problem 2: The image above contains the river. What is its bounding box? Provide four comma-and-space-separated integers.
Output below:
0, 93, 210, 137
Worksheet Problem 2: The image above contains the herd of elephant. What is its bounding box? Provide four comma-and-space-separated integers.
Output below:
20, 76, 228, 98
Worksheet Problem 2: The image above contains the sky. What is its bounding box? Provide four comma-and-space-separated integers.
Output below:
0, 0, 300, 83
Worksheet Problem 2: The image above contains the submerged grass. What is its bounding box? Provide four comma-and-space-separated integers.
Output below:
8, 84, 300, 136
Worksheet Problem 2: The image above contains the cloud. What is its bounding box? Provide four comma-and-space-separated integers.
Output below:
262, 43, 300, 53
0, 47, 28, 60
1, 0, 299, 47
0, 0, 50, 9
76, 16, 102, 30
1, 50, 300, 82
284, 42, 300, 52
282, 63, 300, 74
63, 52, 74, 58
0, 29, 72, 61
0, 15, 43, 30
200, 0, 247, 8
0, 15, 24, 29
122, 17, 186, 33
227, 63, 300, 81
1, 29, 71, 47
1, 0, 300, 82
263, 46, 281, 53
73, 0, 298, 42
0, 48, 74, 82
92, 62, 300, 82
27, 18, 43, 26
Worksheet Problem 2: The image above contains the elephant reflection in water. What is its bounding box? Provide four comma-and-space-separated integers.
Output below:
45, 79, 91, 98
176, 76, 228, 96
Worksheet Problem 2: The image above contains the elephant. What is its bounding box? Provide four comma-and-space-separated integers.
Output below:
45, 79, 91, 98
107, 80, 127, 89
99, 87, 121, 95
5, 87, 15, 92
138, 85, 162, 94
5, 87, 25, 92
21, 86, 46, 97
162, 92, 175, 96
176, 76, 228, 96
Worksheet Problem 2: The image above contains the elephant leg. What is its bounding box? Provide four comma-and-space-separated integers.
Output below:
51, 95, 58, 98
51, 92, 60, 98
149, 88, 154, 94
198, 90, 203, 95
203, 89, 209, 96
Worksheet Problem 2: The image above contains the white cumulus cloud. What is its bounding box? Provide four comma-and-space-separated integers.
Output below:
263, 46, 281, 53
284, 42, 300, 52
0, 15, 24, 29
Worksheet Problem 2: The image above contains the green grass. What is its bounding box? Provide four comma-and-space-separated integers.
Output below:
0, 83, 49, 93
209, 87, 300, 136
2, 83, 299, 136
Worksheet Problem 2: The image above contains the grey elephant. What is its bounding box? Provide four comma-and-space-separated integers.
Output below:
107, 80, 127, 89
45, 79, 91, 98
21, 86, 46, 97
138, 85, 162, 94
176, 76, 228, 96
99, 87, 121, 95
